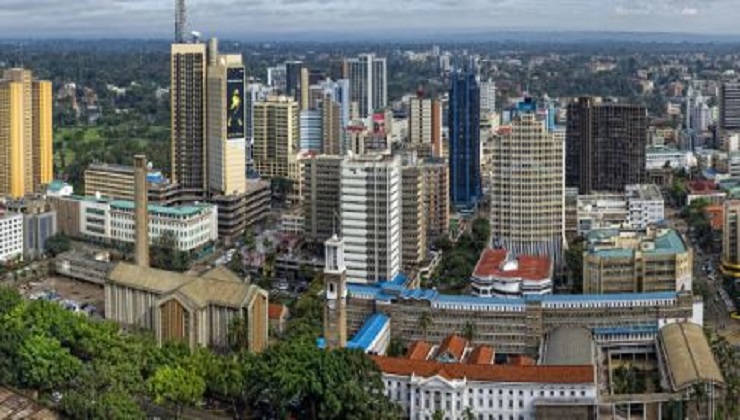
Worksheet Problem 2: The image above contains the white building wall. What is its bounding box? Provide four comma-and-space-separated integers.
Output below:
0, 213, 24, 262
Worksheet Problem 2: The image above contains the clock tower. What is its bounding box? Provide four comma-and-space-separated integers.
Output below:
323, 234, 347, 349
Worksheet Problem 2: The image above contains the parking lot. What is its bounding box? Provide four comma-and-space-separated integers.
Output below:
18, 276, 105, 317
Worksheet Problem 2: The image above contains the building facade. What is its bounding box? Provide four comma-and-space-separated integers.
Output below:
583, 228, 692, 294
576, 184, 664, 237
408, 97, 442, 157
490, 110, 564, 264
252, 96, 299, 178
421, 158, 450, 242
722, 200, 740, 279
720, 80, 740, 131
302, 155, 343, 246
0, 213, 23, 262
171, 43, 207, 192
299, 109, 323, 151
566, 98, 647, 194
344, 53, 387, 118
23, 211, 57, 259
471, 248, 553, 298
0, 69, 52, 198
341, 154, 402, 283
448, 66, 481, 210
401, 161, 427, 271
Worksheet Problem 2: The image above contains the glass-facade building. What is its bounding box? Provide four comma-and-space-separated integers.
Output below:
448, 67, 481, 210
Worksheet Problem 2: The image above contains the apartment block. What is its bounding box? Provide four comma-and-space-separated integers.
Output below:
401, 162, 427, 271
0, 213, 24, 262
302, 155, 343, 246
253, 96, 299, 178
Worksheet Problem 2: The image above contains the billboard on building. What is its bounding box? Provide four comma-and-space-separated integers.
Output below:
227, 67, 245, 139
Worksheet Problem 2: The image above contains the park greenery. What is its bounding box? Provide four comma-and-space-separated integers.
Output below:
428, 218, 490, 293
0, 285, 398, 419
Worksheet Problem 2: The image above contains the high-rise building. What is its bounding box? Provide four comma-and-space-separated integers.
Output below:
344, 54, 387, 118
421, 158, 450, 242
720, 81, 740, 132
0, 68, 52, 198
480, 79, 496, 118
448, 65, 481, 210
722, 200, 740, 279
303, 155, 343, 246
252, 96, 299, 178
300, 109, 323, 152
401, 159, 427, 271
285, 61, 310, 110
171, 43, 207, 192
321, 95, 342, 155
206, 39, 246, 195
490, 106, 564, 264
266, 65, 286, 92
566, 97, 647, 194
408, 96, 442, 157
341, 154, 401, 284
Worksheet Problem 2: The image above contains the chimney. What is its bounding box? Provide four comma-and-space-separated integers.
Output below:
134, 155, 150, 267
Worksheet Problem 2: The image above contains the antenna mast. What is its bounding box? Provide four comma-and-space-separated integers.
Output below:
175, 0, 187, 43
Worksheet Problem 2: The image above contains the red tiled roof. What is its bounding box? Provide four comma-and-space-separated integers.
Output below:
466, 345, 495, 365
472, 248, 551, 281
509, 355, 536, 366
268, 303, 287, 320
372, 356, 595, 384
704, 205, 723, 230
436, 334, 467, 361
406, 340, 432, 361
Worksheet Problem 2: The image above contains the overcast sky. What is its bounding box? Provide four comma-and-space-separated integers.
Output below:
0, 0, 737, 38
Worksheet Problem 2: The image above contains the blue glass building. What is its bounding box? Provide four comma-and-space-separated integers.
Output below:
448, 65, 481, 211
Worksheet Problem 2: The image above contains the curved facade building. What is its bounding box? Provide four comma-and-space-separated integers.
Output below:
471, 248, 553, 298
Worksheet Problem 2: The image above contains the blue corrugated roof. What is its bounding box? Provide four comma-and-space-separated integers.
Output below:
593, 325, 659, 335
435, 294, 524, 305
542, 292, 676, 302
347, 313, 389, 351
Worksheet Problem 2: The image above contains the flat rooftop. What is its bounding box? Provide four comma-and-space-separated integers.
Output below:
586, 228, 687, 258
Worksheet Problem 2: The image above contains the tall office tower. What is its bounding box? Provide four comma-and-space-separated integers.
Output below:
720, 81, 740, 132
321, 95, 342, 155
171, 42, 207, 192
722, 201, 740, 279
317, 79, 350, 153
480, 79, 496, 116
299, 109, 322, 151
266, 65, 287, 92
566, 97, 647, 194
285, 61, 304, 101
303, 155, 342, 246
401, 159, 427, 271
344, 54, 387, 118
691, 93, 712, 133
408, 96, 442, 157
448, 65, 481, 210
340, 154, 401, 284
174, 0, 187, 43
246, 83, 274, 143
490, 106, 564, 264
0, 69, 52, 198
205, 39, 246, 195
253, 96, 299, 178
421, 158, 450, 242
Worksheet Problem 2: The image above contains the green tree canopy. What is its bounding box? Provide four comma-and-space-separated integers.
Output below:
147, 365, 206, 419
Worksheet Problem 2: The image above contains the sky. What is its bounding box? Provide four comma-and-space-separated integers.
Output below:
0, 0, 737, 39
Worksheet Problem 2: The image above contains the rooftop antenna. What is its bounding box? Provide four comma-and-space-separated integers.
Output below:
175, 0, 187, 43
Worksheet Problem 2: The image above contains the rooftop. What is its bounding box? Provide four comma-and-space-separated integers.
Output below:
435, 334, 467, 362
406, 341, 432, 360
542, 328, 594, 366
659, 323, 724, 391
466, 345, 495, 365
372, 357, 595, 384
109, 200, 212, 217
347, 313, 389, 352
472, 249, 552, 282
586, 228, 687, 258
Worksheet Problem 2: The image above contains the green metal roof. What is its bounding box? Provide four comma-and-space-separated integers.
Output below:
588, 228, 686, 258
110, 200, 210, 217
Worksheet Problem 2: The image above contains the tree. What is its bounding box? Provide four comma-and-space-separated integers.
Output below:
18, 334, 82, 392
418, 312, 433, 341
147, 365, 206, 419
565, 237, 585, 292
228, 251, 245, 278
150, 230, 190, 272
432, 409, 445, 420
244, 228, 256, 252
463, 407, 475, 420
462, 321, 477, 343
45, 234, 72, 257
227, 316, 250, 352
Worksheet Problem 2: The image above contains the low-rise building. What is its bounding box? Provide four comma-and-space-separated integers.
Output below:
471, 248, 553, 298
583, 227, 692, 294
575, 184, 664, 237
23, 211, 57, 259
55, 250, 114, 284
0, 213, 23, 262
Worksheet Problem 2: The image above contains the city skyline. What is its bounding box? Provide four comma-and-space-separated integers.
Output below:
0, 0, 739, 38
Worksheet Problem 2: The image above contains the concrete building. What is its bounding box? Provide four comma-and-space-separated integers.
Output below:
205, 39, 247, 196
299, 109, 322, 151
341, 154, 401, 283
576, 184, 664, 237
320, 95, 342, 155
471, 248, 553, 298
401, 160, 427, 271
420, 158, 450, 242
0, 68, 52, 198
566, 97, 647, 193
645, 145, 695, 171
55, 250, 114, 285
583, 228, 692, 294
23, 211, 57, 259
84, 163, 176, 203
253, 96, 299, 178
0, 213, 23, 262
408, 96, 442, 157
479, 79, 497, 128
720, 80, 740, 131
243, 179, 270, 230
721, 200, 740, 279
344, 53, 387, 118
490, 107, 565, 265
448, 65, 481, 210
302, 154, 342, 246
171, 43, 207, 193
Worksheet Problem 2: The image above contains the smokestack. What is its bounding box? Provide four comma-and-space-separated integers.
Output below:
134, 155, 150, 268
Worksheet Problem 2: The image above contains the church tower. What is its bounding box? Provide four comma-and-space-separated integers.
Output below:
323, 234, 347, 349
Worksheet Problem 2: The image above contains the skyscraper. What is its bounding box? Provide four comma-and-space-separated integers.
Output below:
303, 155, 342, 246
340, 154, 401, 284
448, 65, 481, 210
480, 79, 496, 116
285, 61, 305, 104
171, 42, 207, 192
321, 95, 342, 155
720, 81, 740, 132
408, 96, 442, 157
490, 103, 565, 264
299, 109, 323, 151
252, 96, 299, 178
401, 157, 427, 271
205, 39, 246, 195
344, 54, 387, 118
174, 0, 187, 43
0, 68, 52, 198
566, 97, 647, 194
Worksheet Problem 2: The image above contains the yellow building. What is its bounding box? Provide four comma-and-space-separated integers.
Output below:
253, 96, 299, 178
0, 69, 52, 198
